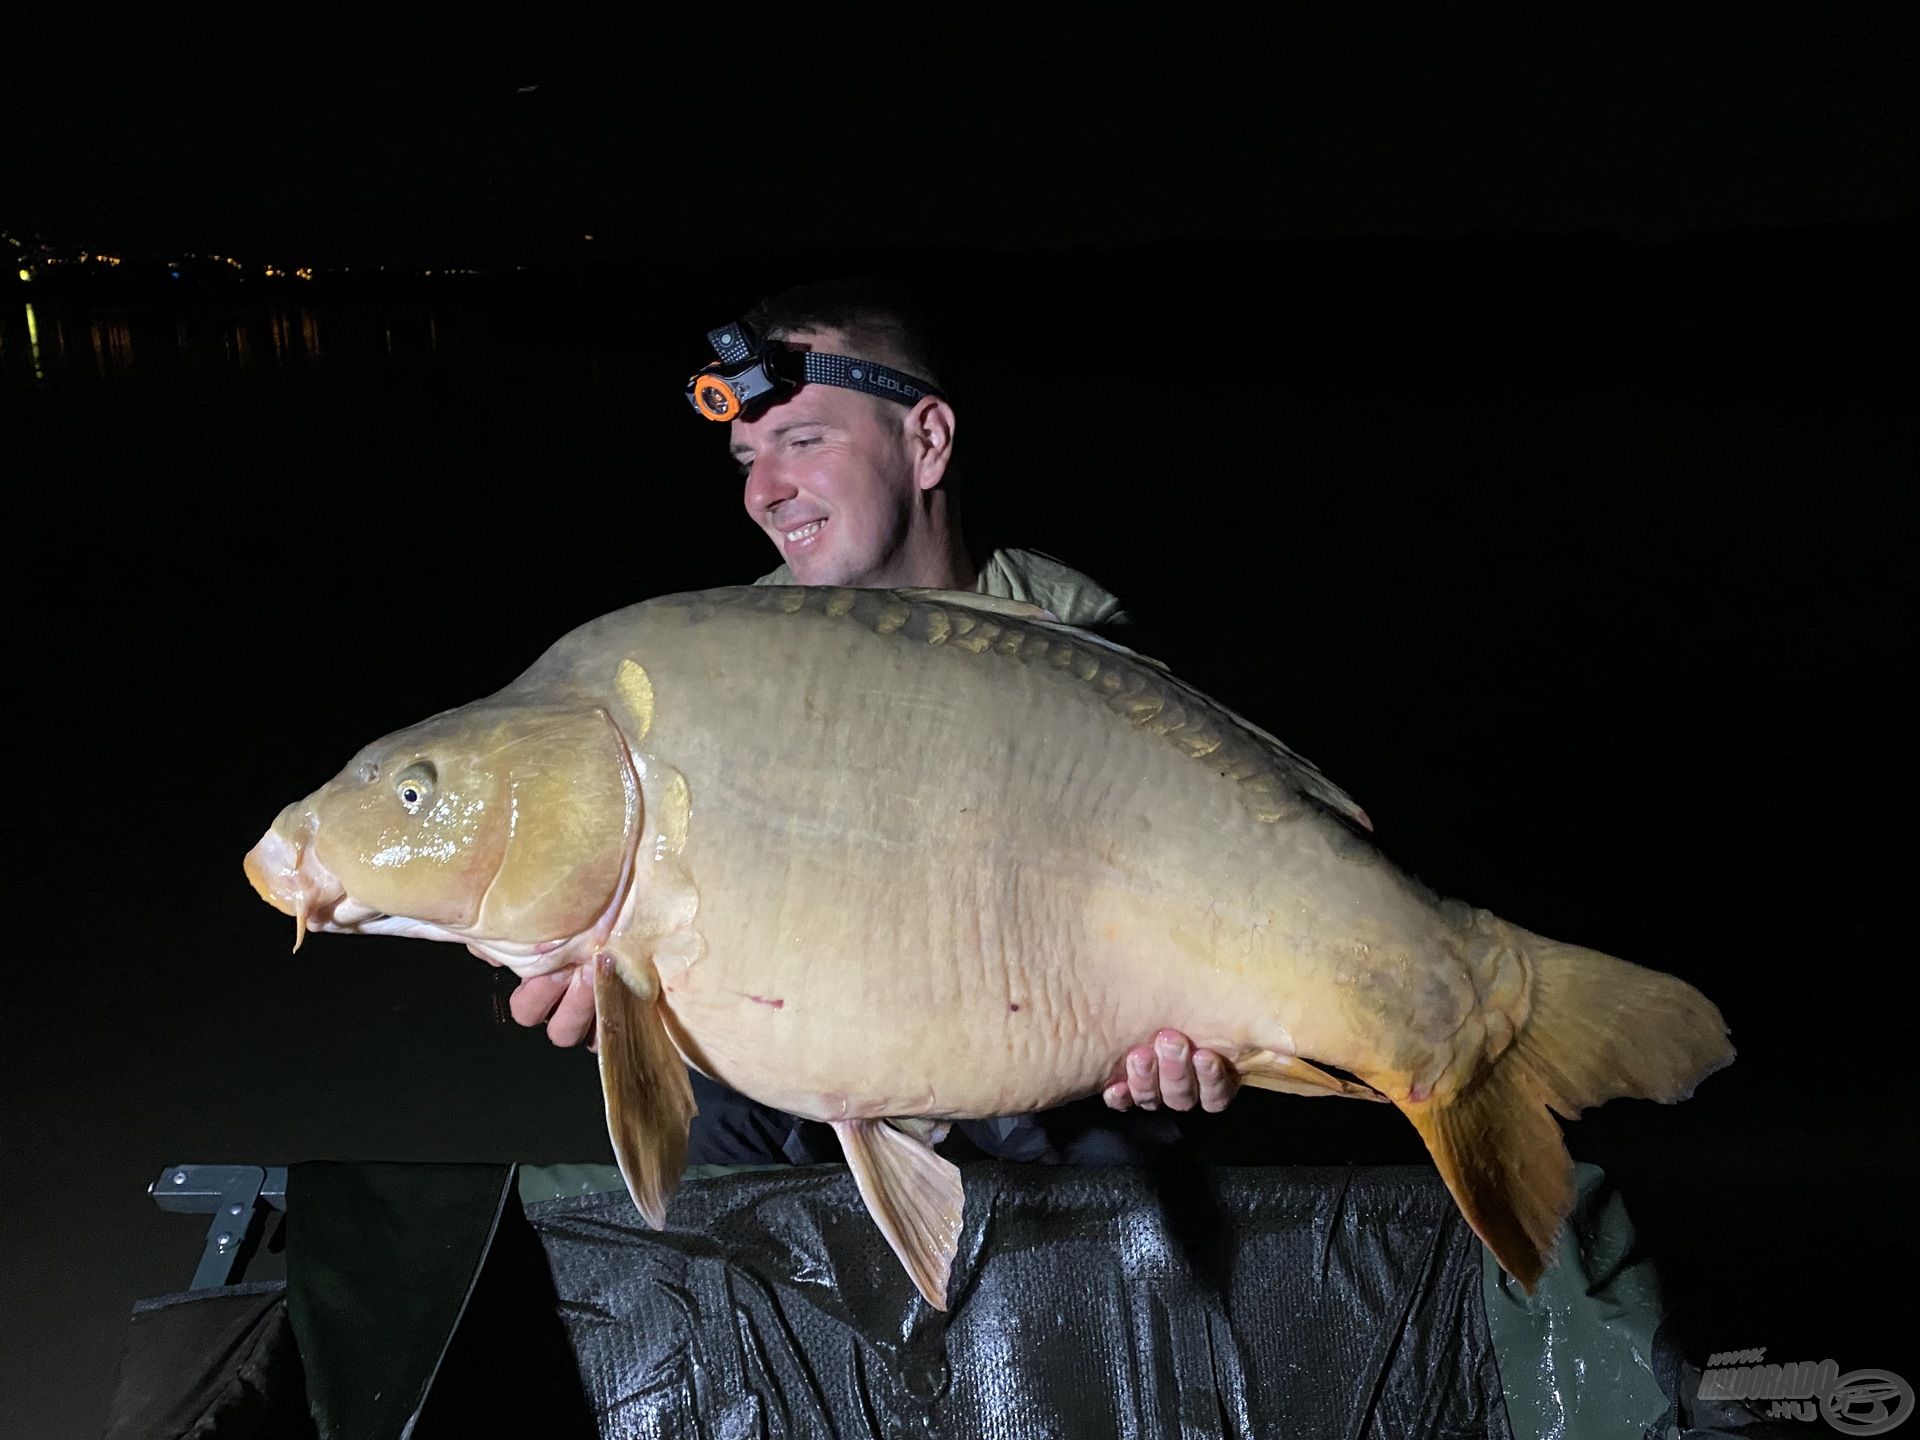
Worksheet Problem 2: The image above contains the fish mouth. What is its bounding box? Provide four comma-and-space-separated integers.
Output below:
243, 821, 350, 952
242, 823, 581, 966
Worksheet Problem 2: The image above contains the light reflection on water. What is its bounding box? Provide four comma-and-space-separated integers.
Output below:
23, 301, 43, 380
90, 315, 134, 377
0, 297, 463, 385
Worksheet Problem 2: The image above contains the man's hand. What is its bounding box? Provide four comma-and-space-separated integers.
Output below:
507, 964, 598, 1048
1102, 1029, 1240, 1113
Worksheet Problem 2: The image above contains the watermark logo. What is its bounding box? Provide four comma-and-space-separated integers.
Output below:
1699, 1349, 1912, 1434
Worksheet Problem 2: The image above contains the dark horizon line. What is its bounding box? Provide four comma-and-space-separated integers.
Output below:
7, 207, 1915, 281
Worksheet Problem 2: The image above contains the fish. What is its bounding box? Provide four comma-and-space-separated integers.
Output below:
243, 585, 1733, 1308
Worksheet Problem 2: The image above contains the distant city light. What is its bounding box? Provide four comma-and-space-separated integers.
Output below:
2, 236, 500, 287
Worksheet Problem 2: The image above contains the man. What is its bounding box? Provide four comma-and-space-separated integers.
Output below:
509, 279, 1240, 1161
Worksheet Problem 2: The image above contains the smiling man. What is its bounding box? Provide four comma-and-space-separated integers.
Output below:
731, 335, 973, 594
726, 282, 1128, 629
510, 278, 1240, 1161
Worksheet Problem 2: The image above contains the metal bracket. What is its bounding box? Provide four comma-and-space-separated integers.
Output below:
149, 1163, 289, 1290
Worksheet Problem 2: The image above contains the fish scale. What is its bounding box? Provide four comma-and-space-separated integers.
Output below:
652, 584, 1359, 833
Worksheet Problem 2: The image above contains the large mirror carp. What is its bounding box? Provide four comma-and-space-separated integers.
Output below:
246, 586, 1732, 1308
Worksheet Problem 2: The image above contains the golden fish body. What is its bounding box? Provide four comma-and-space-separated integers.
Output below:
246, 586, 1731, 1307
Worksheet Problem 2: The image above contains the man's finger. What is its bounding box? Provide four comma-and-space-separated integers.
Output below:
1155, 1030, 1198, 1111
546, 967, 598, 1048
1195, 1049, 1240, 1112
1125, 1046, 1160, 1109
508, 970, 569, 1027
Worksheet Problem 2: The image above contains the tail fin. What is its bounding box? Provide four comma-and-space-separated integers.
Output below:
1400, 924, 1733, 1291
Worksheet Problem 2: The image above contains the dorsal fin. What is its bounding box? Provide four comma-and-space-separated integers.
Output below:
891, 588, 1057, 624
892, 588, 1176, 672
1171, 676, 1373, 833
890, 588, 1370, 833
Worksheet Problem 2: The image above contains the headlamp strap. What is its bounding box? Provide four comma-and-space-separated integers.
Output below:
800, 351, 939, 407
698, 319, 940, 408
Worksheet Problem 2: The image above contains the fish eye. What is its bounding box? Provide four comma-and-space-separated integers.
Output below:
394, 762, 436, 813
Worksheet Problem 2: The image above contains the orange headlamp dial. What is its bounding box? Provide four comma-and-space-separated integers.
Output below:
691, 374, 743, 421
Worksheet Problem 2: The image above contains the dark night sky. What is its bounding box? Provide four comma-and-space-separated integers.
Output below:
4, 5, 1916, 258
3, 7, 1917, 1439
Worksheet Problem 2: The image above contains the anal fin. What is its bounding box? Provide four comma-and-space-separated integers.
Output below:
1400, 1069, 1571, 1293
832, 1118, 966, 1310
1235, 1049, 1388, 1101
594, 954, 696, 1229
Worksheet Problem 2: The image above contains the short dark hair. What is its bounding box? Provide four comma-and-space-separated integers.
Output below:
745, 277, 951, 396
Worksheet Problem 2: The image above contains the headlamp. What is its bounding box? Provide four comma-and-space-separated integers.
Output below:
684, 320, 942, 422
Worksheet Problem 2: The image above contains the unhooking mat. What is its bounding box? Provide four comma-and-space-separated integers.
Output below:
108, 1160, 1744, 1439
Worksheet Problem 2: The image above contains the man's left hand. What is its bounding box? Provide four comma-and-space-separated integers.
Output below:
502, 962, 598, 1049
1103, 1029, 1240, 1113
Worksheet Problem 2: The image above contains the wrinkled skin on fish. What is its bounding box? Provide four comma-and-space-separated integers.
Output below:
246, 586, 1733, 1308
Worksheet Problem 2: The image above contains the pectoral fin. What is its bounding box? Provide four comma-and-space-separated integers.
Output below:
832, 1118, 966, 1310
1235, 1049, 1388, 1102
594, 954, 696, 1229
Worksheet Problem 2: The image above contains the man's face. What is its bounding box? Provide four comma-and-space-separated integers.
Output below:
730, 328, 919, 587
